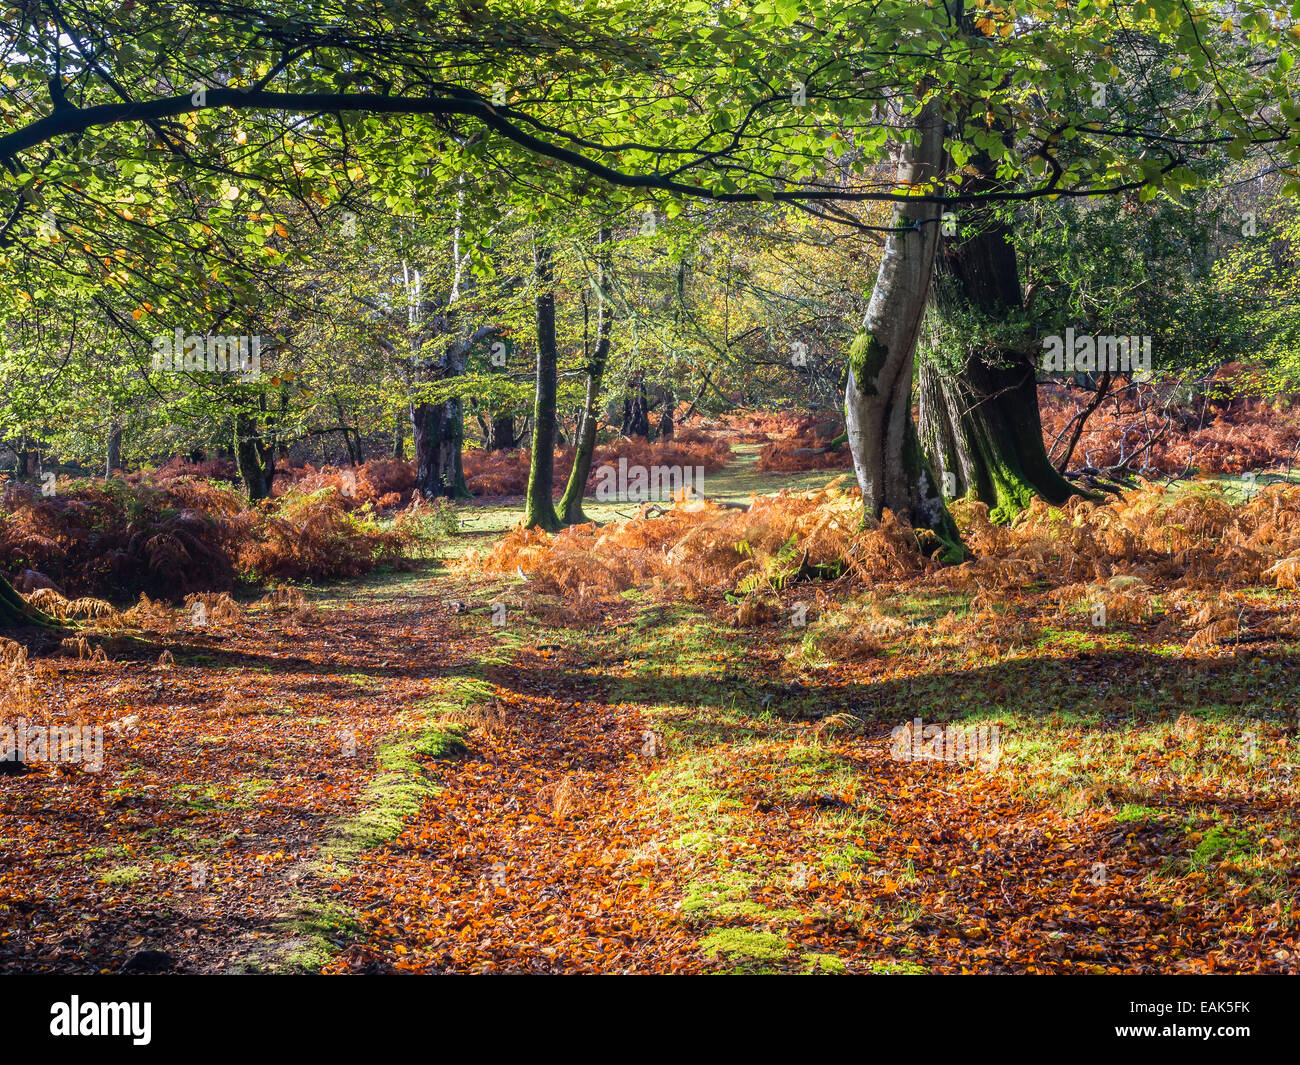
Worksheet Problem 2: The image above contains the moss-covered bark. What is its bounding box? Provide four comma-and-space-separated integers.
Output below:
917, 138, 1083, 524
0, 575, 59, 630
559, 227, 613, 525
234, 409, 274, 501
411, 397, 473, 500
844, 101, 964, 555
524, 242, 562, 533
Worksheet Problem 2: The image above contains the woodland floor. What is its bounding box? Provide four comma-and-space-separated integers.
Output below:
2, 450, 1298, 974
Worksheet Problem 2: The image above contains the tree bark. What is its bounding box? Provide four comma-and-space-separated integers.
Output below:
489, 415, 515, 451
917, 167, 1079, 523
621, 375, 650, 439
559, 227, 614, 525
523, 241, 562, 531
845, 100, 962, 556
234, 409, 274, 501
106, 421, 122, 477
657, 389, 675, 440
411, 394, 472, 499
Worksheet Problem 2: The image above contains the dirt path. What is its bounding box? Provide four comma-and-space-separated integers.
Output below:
6, 481, 1298, 974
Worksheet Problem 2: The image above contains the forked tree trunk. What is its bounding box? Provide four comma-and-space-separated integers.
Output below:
523, 242, 562, 532
559, 227, 614, 525
845, 101, 963, 557
917, 164, 1079, 522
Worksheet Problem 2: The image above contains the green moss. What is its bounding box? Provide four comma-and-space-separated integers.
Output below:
1190, 824, 1255, 870
101, 865, 143, 886
700, 928, 789, 963
1115, 804, 1163, 823
410, 728, 468, 760
848, 332, 888, 394
870, 960, 928, 975
803, 952, 847, 974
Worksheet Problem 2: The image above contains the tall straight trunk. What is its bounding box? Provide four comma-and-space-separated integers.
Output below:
392, 411, 405, 458
918, 164, 1079, 523
559, 227, 614, 525
524, 241, 562, 531
845, 100, 962, 556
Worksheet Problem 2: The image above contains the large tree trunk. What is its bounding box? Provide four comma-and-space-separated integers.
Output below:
559, 227, 613, 525
657, 389, 675, 440
621, 375, 650, 439
411, 400, 471, 498
845, 101, 962, 556
917, 163, 1079, 523
523, 242, 562, 531
489, 415, 515, 451
234, 410, 274, 501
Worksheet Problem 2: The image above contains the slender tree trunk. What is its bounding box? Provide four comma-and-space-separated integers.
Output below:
392, 411, 405, 458
845, 100, 962, 556
559, 227, 614, 525
523, 241, 562, 531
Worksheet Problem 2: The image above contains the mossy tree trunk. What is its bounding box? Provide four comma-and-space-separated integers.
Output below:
523, 241, 562, 532
411, 397, 472, 499
234, 409, 275, 501
917, 162, 1080, 523
0, 575, 58, 629
558, 227, 613, 525
844, 101, 963, 558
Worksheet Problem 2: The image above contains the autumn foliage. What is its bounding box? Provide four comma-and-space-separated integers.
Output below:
0, 476, 430, 599
1039, 382, 1300, 475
